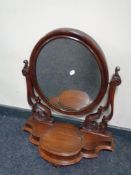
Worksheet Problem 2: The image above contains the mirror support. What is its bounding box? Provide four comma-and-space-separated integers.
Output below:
22, 61, 121, 166
22, 60, 52, 123
82, 67, 121, 133
22, 60, 34, 106
21, 28, 121, 166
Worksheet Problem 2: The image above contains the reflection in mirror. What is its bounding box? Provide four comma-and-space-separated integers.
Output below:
36, 38, 101, 111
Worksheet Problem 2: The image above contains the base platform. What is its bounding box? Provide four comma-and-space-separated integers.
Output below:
23, 117, 114, 166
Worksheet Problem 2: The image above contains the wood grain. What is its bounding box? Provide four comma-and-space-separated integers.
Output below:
50, 90, 92, 111
23, 117, 114, 166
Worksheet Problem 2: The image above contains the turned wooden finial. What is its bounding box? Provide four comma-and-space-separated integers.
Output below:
22, 60, 29, 76
110, 66, 121, 86
115, 66, 120, 73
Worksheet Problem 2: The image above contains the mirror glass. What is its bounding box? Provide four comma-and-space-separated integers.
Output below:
36, 38, 101, 111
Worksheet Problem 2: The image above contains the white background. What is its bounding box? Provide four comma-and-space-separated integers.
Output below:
0, 0, 131, 129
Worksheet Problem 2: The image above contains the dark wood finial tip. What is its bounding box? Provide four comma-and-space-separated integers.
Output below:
115, 66, 120, 72
23, 60, 28, 65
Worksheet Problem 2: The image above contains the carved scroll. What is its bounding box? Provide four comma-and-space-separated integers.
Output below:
82, 67, 121, 133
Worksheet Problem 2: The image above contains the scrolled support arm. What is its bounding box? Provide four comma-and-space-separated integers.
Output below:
22, 60, 52, 123
82, 67, 121, 133
103, 66, 121, 121
98, 67, 121, 132
22, 60, 34, 106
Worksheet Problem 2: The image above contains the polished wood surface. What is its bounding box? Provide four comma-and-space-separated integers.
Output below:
50, 90, 91, 111
23, 117, 114, 166
40, 123, 83, 156
22, 28, 121, 166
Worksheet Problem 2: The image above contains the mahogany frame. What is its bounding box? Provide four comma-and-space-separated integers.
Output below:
28, 28, 109, 115
22, 28, 121, 166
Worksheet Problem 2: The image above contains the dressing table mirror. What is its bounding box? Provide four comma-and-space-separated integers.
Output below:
22, 28, 121, 166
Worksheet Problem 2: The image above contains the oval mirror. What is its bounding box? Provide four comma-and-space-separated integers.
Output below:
30, 28, 109, 115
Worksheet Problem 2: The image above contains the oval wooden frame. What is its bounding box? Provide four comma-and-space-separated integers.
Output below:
29, 28, 109, 115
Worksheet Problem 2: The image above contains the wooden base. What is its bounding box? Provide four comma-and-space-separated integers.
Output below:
23, 117, 114, 166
